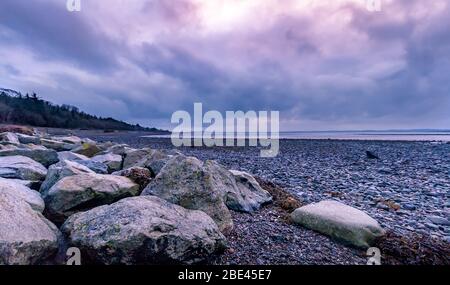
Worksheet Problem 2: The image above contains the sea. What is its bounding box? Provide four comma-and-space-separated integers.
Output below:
143, 130, 450, 142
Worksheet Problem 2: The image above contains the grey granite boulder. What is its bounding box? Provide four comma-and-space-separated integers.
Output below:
135, 149, 179, 176
91, 153, 123, 173
0, 144, 59, 167
61, 196, 226, 265
215, 167, 272, 213
0, 192, 60, 265
102, 144, 134, 156
44, 173, 139, 224
57, 151, 89, 162
0, 132, 20, 145
50, 136, 82, 145
112, 167, 152, 191
57, 151, 107, 173
72, 143, 101, 158
0, 177, 45, 212
122, 148, 153, 169
142, 155, 233, 232
0, 155, 47, 181
40, 160, 95, 196
40, 138, 75, 151
75, 160, 108, 174
291, 200, 385, 248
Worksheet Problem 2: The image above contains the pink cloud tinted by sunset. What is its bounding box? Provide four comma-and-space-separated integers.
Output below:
0, 0, 449, 130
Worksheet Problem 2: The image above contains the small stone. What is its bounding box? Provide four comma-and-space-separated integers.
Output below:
402, 203, 417, 211
428, 215, 450, 226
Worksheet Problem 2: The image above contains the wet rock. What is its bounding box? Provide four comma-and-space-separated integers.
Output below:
61, 196, 226, 265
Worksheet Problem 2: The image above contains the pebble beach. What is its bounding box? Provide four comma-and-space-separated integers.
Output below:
78, 131, 450, 265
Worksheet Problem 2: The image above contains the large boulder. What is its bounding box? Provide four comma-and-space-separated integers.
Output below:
0, 132, 20, 145
40, 160, 95, 196
122, 148, 153, 169
17, 134, 41, 145
61, 196, 227, 265
0, 192, 60, 265
72, 143, 101, 158
75, 160, 108, 174
112, 167, 152, 191
0, 125, 34, 135
0, 178, 45, 212
51, 136, 82, 145
129, 149, 181, 176
57, 151, 89, 162
0, 144, 58, 167
142, 155, 233, 232
40, 138, 75, 151
44, 173, 139, 224
6, 179, 41, 190
57, 151, 107, 174
0, 155, 47, 181
91, 153, 122, 173
291, 200, 385, 248
205, 163, 272, 213
102, 144, 134, 156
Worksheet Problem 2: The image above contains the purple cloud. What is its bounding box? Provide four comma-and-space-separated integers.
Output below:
0, 0, 449, 130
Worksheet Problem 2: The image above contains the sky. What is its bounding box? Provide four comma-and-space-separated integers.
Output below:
0, 0, 449, 131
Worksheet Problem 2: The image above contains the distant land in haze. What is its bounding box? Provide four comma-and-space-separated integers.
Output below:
0, 88, 168, 133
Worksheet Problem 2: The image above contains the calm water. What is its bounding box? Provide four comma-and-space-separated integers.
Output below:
278, 131, 450, 141
144, 131, 450, 142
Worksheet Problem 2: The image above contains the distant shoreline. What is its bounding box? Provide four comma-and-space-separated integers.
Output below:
142, 132, 450, 142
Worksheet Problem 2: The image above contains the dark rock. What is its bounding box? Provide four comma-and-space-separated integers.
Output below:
366, 151, 379, 159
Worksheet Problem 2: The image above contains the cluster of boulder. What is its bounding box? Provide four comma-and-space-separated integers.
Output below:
0, 129, 273, 265
0, 128, 386, 265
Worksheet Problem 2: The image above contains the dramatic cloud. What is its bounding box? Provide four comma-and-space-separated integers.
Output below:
0, 0, 449, 130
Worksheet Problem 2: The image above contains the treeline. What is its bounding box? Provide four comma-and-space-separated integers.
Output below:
0, 89, 163, 132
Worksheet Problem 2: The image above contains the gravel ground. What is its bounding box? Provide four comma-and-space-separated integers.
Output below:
69, 131, 450, 264
213, 206, 367, 265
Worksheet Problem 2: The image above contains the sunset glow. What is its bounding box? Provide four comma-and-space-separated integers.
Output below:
0, 0, 449, 130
